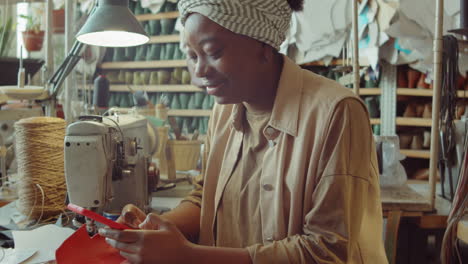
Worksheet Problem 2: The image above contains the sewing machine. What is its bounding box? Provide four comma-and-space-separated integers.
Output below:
64, 112, 158, 231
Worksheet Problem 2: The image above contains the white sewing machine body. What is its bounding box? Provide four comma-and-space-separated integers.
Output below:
64, 113, 156, 214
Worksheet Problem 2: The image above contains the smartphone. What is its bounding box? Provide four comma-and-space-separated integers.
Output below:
67, 203, 130, 230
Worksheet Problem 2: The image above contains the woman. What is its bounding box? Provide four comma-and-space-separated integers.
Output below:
99, 0, 388, 263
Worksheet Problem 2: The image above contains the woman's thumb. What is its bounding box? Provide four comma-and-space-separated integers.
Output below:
139, 213, 173, 230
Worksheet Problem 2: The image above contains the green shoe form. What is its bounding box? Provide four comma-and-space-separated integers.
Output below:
134, 1, 144, 15
103, 48, 114, 62
113, 48, 127, 61
108, 93, 117, 107
157, 70, 171, 84
125, 71, 133, 84
149, 20, 161, 36
119, 93, 131, 108
187, 94, 196, 109
117, 70, 125, 83
202, 95, 211, 109
181, 70, 191, 85
372, 125, 381, 135
364, 97, 379, 118
106, 71, 119, 83
135, 45, 148, 61
141, 71, 150, 85
161, 18, 176, 35
172, 68, 183, 84
149, 71, 158, 85
125, 47, 136, 61
209, 94, 215, 108
171, 94, 181, 109
194, 92, 205, 109
166, 43, 176, 60
133, 71, 142, 85
191, 118, 199, 132
179, 93, 190, 109
113, 93, 122, 107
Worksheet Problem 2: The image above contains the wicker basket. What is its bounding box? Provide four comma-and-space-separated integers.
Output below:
167, 140, 202, 171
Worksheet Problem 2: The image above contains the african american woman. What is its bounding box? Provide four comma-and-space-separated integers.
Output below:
99, 0, 388, 263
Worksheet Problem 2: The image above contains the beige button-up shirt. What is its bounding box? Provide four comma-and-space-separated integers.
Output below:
183, 56, 388, 263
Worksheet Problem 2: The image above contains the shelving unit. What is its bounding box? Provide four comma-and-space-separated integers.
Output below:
100, 60, 187, 70
97, 5, 212, 135
109, 85, 201, 93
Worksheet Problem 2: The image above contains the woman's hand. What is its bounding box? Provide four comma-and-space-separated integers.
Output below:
116, 204, 147, 229
99, 213, 195, 264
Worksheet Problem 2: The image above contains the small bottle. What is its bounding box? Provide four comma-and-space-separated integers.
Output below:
93, 74, 110, 108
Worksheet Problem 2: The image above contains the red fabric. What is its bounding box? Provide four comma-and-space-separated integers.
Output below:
56, 225, 126, 264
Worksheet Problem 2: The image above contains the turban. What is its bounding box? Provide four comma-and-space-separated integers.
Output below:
178, 0, 292, 50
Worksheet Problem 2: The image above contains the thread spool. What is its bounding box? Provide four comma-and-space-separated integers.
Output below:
14, 117, 67, 222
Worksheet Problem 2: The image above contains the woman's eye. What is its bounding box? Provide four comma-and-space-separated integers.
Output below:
188, 54, 197, 61
208, 49, 222, 59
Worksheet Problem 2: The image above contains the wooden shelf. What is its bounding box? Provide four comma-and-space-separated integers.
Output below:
100, 60, 187, 70
301, 57, 370, 67
397, 88, 434, 97
400, 149, 431, 159
2, 0, 45, 3
148, 35, 180, 44
396, 117, 432, 127
136, 11, 179, 21
359, 88, 381, 95
397, 88, 468, 98
370, 118, 381, 125
457, 90, 468, 98
168, 109, 211, 117
109, 85, 201, 93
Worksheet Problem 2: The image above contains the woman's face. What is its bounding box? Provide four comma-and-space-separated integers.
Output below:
183, 13, 268, 105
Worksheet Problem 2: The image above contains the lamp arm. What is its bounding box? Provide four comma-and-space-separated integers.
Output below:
47, 41, 85, 97
46, 1, 99, 98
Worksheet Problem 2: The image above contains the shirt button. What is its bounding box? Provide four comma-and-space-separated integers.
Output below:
268, 140, 276, 148
262, 184, 274, 191
265, 127, 275, 136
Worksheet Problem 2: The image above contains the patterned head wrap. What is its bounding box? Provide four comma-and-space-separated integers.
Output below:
178, 0, 292, 50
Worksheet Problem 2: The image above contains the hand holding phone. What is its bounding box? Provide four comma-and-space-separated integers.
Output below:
67, 203, 131, 230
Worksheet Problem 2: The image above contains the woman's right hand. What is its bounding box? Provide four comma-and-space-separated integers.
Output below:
116, 204, 147, 229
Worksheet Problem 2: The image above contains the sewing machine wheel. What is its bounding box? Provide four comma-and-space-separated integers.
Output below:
148, 162, 159, 193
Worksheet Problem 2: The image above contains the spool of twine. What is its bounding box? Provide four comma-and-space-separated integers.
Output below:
14, 117, 67, 222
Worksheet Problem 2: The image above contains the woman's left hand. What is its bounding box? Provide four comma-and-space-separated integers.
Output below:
99, 213, 195, 264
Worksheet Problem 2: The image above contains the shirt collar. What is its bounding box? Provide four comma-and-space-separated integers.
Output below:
230, 55, 302, 137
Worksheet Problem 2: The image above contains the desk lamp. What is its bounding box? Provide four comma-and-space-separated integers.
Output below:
49, 0, 149, 97
76, 0, 149, 47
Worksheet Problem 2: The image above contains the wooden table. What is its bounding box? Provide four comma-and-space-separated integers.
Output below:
380, 180, 452, 264
458, 215, 468, 244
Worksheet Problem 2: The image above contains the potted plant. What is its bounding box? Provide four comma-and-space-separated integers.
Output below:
20, 14, 44, 52
53, 0, 65, 33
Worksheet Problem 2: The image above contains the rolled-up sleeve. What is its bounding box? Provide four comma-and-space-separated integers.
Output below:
247, 98, 376, 264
